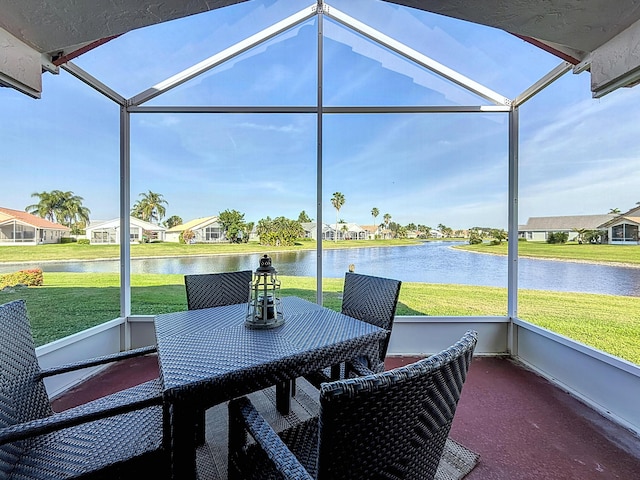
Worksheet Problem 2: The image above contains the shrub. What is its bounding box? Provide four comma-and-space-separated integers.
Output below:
468, 232, 483, 245
77, 238, 90, 245
547, 232, 568, 244
181, 229, 195, 244
0, 268, 44, 289
489, 239, 501, 245
60, 237, 77, 244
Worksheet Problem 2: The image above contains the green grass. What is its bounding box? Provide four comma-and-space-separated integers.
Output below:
1, 273, 638, 365
0, 238, 420, 263
457, 241, 640, 265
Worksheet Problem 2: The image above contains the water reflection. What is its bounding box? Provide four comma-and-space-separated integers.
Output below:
3, 242, 640, 297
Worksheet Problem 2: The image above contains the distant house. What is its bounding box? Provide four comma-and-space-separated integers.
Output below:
165, 216, 226, 243
361, 225, 382, 240
518, 214, 615, 242
85, 217, 166, 244
598, 206, 640, 245
0, 206, 69, 245
301, 222, 328, 240
329, 223, 367, 240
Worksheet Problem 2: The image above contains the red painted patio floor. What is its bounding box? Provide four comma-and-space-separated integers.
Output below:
52, 355, 640, 479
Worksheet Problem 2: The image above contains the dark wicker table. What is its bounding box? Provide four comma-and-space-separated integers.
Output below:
154, 296, 387, 479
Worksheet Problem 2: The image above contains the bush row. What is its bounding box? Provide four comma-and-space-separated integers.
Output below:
0, 268, 44, 289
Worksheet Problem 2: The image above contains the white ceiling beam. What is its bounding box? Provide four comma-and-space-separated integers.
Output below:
513, 62, 573, 107
324, 3, 511, 107
591, 17, 640, 98
130, 3, 318, 106
62, 62, 126, 105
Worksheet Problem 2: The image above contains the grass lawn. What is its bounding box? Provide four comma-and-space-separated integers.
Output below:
1, 273, 638, 365
457, 241, 640, 266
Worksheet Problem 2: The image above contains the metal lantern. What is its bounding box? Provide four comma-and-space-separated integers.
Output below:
246, 254, 284, 329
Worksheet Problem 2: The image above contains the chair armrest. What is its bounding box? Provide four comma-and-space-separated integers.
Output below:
229, 397, 313, 480
0, 378, 162, 446
345, 356, 377, 378
39, 345, 157, 378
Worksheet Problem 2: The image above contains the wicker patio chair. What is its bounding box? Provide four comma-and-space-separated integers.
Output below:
184, 270, 253, 441
184, 270, 253, 310
0, 299, 167, 480
306, 272, 401, 387
229, 330, 478, 480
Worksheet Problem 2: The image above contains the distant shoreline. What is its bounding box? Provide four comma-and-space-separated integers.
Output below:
452, 245, 640, 269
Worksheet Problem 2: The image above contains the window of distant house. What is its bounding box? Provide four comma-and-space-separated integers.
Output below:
205, 227, 221, 241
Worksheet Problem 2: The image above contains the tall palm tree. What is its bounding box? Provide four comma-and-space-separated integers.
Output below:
371, 207, 379, 239
26, 191, 60, 222
26, 190, 90, 230
331, 192, 345, 242
608, 208, 621, 214
382, 213, 391, 239
58, 191, 91, 229
132, 191, 168, 224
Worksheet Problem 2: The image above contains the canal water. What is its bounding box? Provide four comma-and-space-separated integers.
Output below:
3, 242, 640, 297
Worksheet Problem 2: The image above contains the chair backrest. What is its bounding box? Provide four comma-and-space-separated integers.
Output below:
341, 272, 401, 362
0, 300, 53, 463
317, 330, 478, 480
184, 270, 253, 310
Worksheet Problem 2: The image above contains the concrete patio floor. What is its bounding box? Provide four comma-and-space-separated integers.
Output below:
52, 354, 640, 479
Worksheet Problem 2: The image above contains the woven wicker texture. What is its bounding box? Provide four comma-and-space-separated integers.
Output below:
154, 297, 387, 477
0, 300, 166, 480
229, 330, 478, 480
184, 271, 253, 310
306, 273, 401, 387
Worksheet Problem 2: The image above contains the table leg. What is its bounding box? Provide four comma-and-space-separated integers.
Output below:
276, 380, 292, 414
170, 403, 198, 479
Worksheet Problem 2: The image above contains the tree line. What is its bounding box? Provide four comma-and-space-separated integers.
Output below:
36, 188, 610, 246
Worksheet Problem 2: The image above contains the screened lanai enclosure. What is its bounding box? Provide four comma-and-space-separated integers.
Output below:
2, 0, 640, 446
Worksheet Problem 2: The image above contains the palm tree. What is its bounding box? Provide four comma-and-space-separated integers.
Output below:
330, 192, 345, 242
26, 190, 90, 231
608, 208, 621, 214
58, 191, 91, 229
132, 191, 168, 224
371, 207, 379, 239
164, 215, 183, 229
383, 213, 391, 230
26, 191, 60, 222
572, 228, 587, 244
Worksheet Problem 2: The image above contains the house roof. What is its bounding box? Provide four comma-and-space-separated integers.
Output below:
86, 216, 166, 231
2, 1, 640, 98
519, 214, 616, 231
0, 206, 69, 230
599, 216, 640, 228
330, 223, 366, 232
167, 216, 219, 233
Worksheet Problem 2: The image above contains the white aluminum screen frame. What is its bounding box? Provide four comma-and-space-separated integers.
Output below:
60, 0, 571, 352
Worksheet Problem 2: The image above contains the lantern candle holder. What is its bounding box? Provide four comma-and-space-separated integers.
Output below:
246, 254, 284, 329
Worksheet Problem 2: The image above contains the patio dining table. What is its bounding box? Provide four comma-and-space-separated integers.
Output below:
154, 296, 387, 479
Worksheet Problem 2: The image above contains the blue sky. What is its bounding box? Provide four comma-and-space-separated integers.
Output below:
2, 0, 640, 230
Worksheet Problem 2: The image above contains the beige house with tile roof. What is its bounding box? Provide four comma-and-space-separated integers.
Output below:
0, 207, 69, 245
165, 216, 226, 243
518, 214, 616, 242
598, 206, 640, 245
